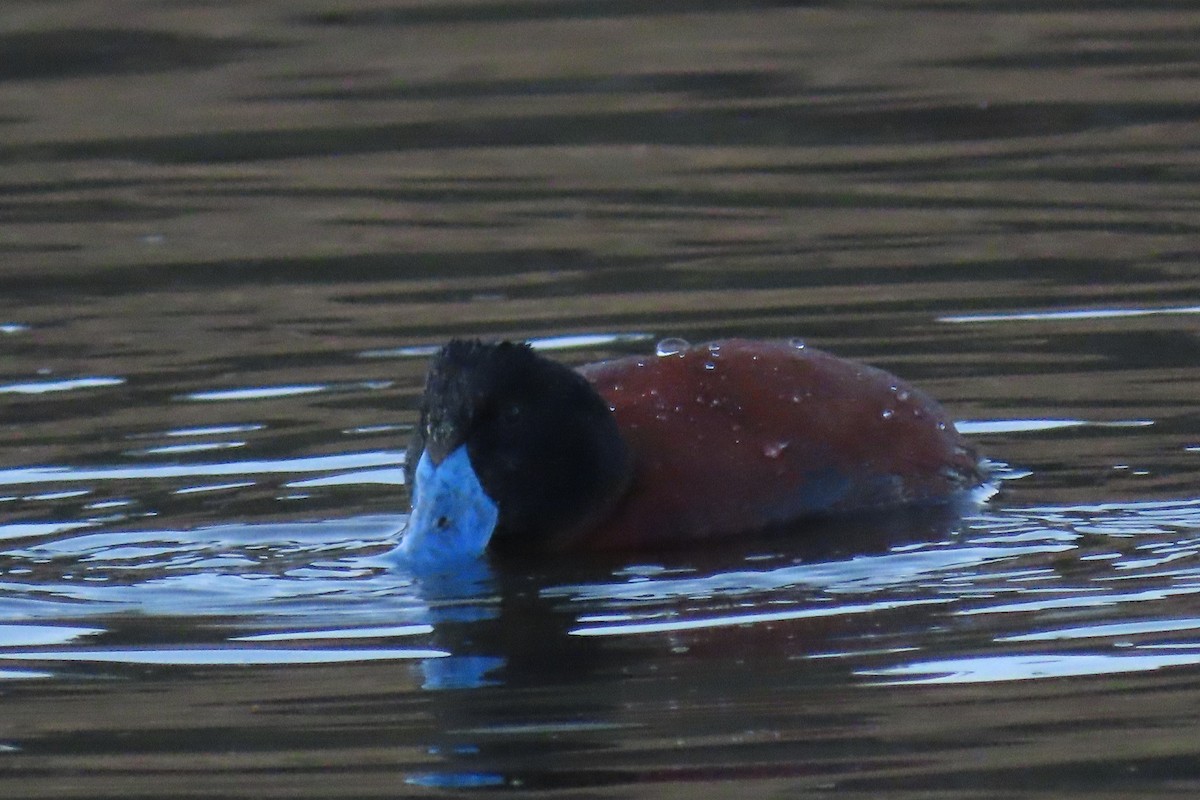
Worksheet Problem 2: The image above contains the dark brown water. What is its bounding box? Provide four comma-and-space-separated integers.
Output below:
3, 1, 1200, 796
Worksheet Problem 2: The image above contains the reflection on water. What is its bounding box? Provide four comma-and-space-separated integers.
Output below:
6, 492, 1200, 790
4, 494, 1200, 683
3, 0, 1200, 795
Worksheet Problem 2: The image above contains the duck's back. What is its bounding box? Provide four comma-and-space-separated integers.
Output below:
576, 339, 981, 550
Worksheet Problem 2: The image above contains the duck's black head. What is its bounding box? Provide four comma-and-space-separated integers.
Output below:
400, 340, 631, 563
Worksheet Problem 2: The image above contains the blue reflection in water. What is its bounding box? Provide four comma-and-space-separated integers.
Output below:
405, 771, 506, 789
421, 655, 505, 690
0, 491, 1196, 687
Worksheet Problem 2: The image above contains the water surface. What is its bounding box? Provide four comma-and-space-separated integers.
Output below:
3, 1, 1200, 796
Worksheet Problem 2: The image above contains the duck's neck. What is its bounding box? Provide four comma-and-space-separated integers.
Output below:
487, 367, 634, 554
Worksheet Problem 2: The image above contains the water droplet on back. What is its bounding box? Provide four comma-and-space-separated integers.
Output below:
881, 408, 895, 420
656, 338, 690, 357
763, 441, 789, 458
789, 338, 806, 350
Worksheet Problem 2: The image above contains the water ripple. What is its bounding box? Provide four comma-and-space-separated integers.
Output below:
0, 376, 124, 394
0, 451, 405, 487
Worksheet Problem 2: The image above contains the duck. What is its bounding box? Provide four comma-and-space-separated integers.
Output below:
397, 338, 984, 565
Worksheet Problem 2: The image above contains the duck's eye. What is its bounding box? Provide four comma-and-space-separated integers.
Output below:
487, 402, 524, 430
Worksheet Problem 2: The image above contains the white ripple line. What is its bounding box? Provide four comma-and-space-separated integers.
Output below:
940, 305, 1200, 324
0, 451, 405, 486
0, 647, 449, 666
569, 598, 949, 636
